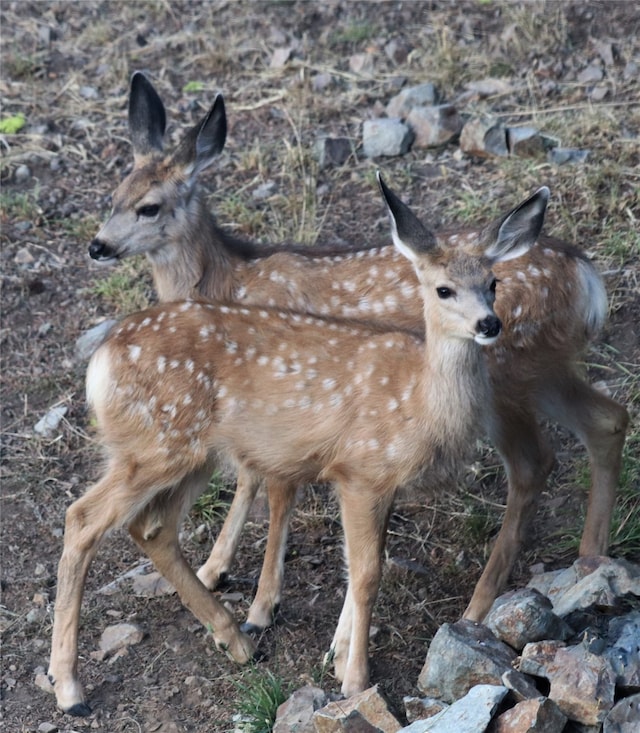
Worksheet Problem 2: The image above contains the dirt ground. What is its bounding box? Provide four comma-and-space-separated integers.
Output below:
1, 2, 639, 732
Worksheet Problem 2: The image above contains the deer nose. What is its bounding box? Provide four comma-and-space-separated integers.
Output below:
89, 238, 108, 259
477, 315, 501, 340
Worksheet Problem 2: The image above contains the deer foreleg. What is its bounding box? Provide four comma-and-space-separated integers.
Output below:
242, 479, 298, 632
333, 486, 394, 697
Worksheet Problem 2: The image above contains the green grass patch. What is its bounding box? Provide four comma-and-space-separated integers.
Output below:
191, 471, 231, 525
90, 258, 151, 314
233, 667, 290, 733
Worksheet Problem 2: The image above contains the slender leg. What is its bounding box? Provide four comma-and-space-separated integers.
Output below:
334, 485, 395, 697
129, 469, 256, 665
49, 460, 173, 716
464, 400, 555, 621
243, 479, 298, 632
537, 372, 629, 556
197, 466, 262, 589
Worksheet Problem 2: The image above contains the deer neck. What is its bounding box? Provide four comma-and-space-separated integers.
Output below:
150, 194, 238, 303
420, 320, 490, 452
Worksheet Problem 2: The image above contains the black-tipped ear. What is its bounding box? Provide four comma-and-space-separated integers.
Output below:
377, 172, 437, 260
195, 94, 227, 163
484, 186, 549, 263
171, 94, 227, 177
128, 71, 167, 158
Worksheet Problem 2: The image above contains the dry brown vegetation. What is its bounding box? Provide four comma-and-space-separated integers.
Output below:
1, 2, 639, 731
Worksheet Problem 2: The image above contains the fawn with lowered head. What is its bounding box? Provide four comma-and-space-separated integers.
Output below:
51, 173, 533, 713
89, 73, 628, 633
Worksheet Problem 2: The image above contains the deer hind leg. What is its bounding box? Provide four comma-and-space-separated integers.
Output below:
464, 401, 555, 622
537, 372, 629, 557
331, 484, 395, 697
48, 461, 171, 716
128, 467, 256, 666
196, 466, 262, 590
242, 479, 298, 633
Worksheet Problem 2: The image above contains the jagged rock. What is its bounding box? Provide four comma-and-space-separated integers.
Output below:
484, 588, 572, 651
527, 557, 640, 618
605, 611, 640, 691
459, 117, 508, 157
405, 104, 462, 148
403, 696, 448, 724
386, 83, 440, 118
273, 685, 328, 733
314, 137, 353, 169
518, 642, 616, 725
33, 405, 68, 438
270, 47, 293, 68
313, 685, 402, 733
547, 148, 590, 165
603, 693, 640, 732
99, 622, 145, 657
487, 697, 567, 733
506, 126, 556, 157
501, 669, 543, 702
400, 685, 507, 733
417, 619, 528, 702
362, 118, 413, 158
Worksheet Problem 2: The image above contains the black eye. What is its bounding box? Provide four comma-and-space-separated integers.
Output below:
436, 287, 453, 299
490, 278, 498, 293
137, 204, 160, 218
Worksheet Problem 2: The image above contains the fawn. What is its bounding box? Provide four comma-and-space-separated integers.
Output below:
88, 72, 628, 633
51, 173, 533, 713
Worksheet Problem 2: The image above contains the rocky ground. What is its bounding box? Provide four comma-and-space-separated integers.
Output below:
1, 2, 639, 732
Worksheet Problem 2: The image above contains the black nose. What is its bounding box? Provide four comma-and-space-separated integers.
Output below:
477, 315, 501, 339
89, 239, 107, 259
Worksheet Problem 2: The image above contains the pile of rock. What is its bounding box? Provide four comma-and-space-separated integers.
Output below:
314, 80, 588, 168
270, 556, 640, 733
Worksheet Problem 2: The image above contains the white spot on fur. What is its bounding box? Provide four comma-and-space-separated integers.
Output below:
157, 356, 166, 373
128, 344, 141, 362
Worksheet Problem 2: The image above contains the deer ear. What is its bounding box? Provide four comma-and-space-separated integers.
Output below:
128, 71, 167, 161
172, 94, 227, 179
484, 187, 549, 263
377, 172, 437, 263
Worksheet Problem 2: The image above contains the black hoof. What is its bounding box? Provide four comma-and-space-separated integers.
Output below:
65, 701, 93, 717
240, 621, 266, 636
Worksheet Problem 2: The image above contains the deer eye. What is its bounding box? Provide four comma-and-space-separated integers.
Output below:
137, 204, 160, 218
490, 278, 498, 293
436, 287, 454, 299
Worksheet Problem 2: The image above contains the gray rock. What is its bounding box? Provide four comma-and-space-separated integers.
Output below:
519, 642, 616, 725
314, 137, 353, 169
34, 405, 68, 438
459, 118, 508, 157
501, 669, 542, 702
484, 588, 572, 650
528, 557, 640, 618
577, 65, 604, 84
489, 697, 567, 733
273, 685, 327, 733
349, 53, 375, 76
403, 696, 448, 724
605, 611, 640, 690
252, 180, 278, 200
505, 127, 557, 157
386, 83, 440, 118
99, 622, 145, 656
603, 693, 640, 732
418, 619, 526, 702
313, 685, 402, 732
74, 319, 118, 361
547, 148, 590, 165
405, 104, 462, 148
400, 684, 507, 733
362, 118, 413, 158
15, 164, 32, 183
